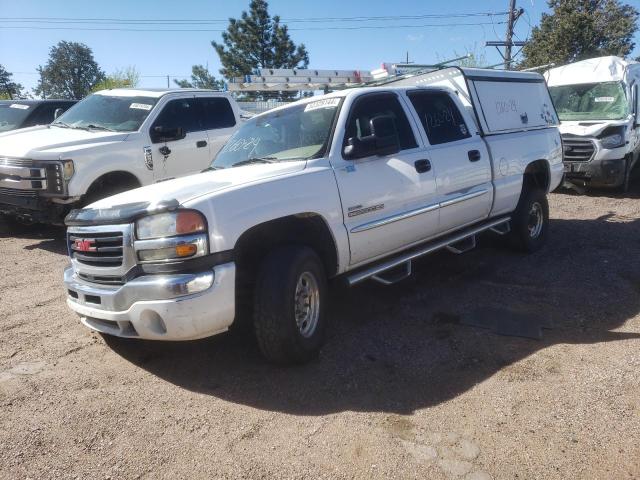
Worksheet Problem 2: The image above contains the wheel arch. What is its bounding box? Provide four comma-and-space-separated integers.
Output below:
85, 170, 142, 197
523, 159, 551, 193
233, 212, 340, 279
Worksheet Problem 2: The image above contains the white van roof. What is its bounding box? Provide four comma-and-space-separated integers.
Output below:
545, 56, 640, 86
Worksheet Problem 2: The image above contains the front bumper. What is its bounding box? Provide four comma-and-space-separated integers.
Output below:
64, 262, 236, 340
0, 190, 73, 224
564, 157, 626, 188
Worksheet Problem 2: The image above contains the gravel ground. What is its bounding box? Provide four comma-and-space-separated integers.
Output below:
1, 186, 639, 480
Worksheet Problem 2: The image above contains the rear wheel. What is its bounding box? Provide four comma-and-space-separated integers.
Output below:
508, 187, 549, 253
253, 246, 327, 364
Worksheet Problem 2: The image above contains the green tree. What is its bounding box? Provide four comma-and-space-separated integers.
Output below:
92, 66, 140, 92
212, 0, 309, 99
174, 65, 224, 90
0, 65, 22, 99
35, 41, 105, 99
520, 0, 639, 69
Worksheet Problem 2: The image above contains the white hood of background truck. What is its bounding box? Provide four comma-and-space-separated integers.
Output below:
0, 125, 127, 158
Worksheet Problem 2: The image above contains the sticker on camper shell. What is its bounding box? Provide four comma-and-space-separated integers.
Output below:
594, 97, 615, 103
130, 103, 153, 110
304, 98, 341, 112
9, 104, 30, 110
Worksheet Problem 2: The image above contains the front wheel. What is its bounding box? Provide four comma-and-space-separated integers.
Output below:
508, 187, 549, 253
253, 246, 328, 364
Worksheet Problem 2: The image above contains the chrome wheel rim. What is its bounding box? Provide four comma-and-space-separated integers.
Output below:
294, 271, 320, 338
528, 202, 544, 239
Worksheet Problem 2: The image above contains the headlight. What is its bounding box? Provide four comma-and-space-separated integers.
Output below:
134, 210, 208, 263
136, 210, 206, 239
600, 133, 625, 149
61, 159, 74, 180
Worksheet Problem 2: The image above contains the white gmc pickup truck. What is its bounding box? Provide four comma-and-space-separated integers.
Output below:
0, 88, 241, 224
63, 67, 563, 364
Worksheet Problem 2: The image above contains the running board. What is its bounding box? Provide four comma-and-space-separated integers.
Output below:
346, 216, 511, 287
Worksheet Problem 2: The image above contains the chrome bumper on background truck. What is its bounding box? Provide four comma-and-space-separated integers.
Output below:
63, 221, 236, 341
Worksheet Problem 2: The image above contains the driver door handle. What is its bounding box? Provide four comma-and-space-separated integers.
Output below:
468, 150, 482, 162
414, 159, 432, 173
196, 140, 207, 148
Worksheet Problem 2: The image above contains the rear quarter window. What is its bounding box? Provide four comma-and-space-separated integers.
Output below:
199, 97, 236, 130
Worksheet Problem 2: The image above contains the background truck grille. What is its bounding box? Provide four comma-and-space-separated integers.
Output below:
0, 157, 35, 167
0, 187, 37, 198
562, 137, 595, 162
69, 231, 124, 267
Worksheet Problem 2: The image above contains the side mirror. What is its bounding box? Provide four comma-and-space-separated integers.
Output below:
343, 114, 401, 159
370, 115, 401, 156
151, 125, 186, 143
53, 108, 64, 120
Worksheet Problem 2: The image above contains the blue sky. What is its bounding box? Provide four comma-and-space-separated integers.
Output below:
2, 0, 640, 93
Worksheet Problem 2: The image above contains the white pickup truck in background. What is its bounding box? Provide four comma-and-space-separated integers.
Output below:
546, 56, 640, 191
63, 67, 563, 364
0, 88, 241, 224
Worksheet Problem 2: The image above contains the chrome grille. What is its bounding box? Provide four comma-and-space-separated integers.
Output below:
0, 187, 37, 198
0, 157, 36, 168
67, 223, 136, 283
69, 231, 125, 267
562, 136, 595, 162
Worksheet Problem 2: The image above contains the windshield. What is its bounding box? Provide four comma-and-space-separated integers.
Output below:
0, 103, 32, 132
549, 82, 629, 121
53, 94, 158, 132
212, 98, 341, 168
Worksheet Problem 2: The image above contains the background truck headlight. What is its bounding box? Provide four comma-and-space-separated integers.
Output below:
134, 210, 209, 263
61, 159, 75, 180
600, 133, 625, 149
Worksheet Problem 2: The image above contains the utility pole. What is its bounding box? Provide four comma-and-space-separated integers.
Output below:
485, 0, 525, 70
166, 75, 170, 88
504, 0, 517, 69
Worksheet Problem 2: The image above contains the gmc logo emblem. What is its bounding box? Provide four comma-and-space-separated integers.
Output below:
73, 238, 96, 252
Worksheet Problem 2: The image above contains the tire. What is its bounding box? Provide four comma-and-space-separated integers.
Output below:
619, 155, 635, 193
508, 187, 549, 253
253, 246, 327, 364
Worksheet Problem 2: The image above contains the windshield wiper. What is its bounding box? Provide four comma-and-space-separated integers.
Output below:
51, 122, 73, 129
231, 157, 278, 167
202, 165, 225, 172
86, 124, 115, 132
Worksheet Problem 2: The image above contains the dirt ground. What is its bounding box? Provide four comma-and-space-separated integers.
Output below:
1, 186, 639, 480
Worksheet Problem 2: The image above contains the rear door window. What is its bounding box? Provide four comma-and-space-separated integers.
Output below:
344, 93, 418, 152
198, 97, 236, 129
407, 91, 471, 145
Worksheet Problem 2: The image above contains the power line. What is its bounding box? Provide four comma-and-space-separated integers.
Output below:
0, 21, 506, 33
0, 12, 509, 25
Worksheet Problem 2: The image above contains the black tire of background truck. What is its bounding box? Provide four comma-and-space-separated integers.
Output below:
253, 245, 328, 365
619, 155, 633, 193
507, 187, 549, 253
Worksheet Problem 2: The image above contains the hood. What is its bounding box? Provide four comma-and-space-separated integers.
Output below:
89, 161, 308, 209
0, 125, 129, 159
558, 119, 629, 137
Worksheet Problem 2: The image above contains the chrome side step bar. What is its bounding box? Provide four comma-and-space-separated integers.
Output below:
346, 216, 511, 287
